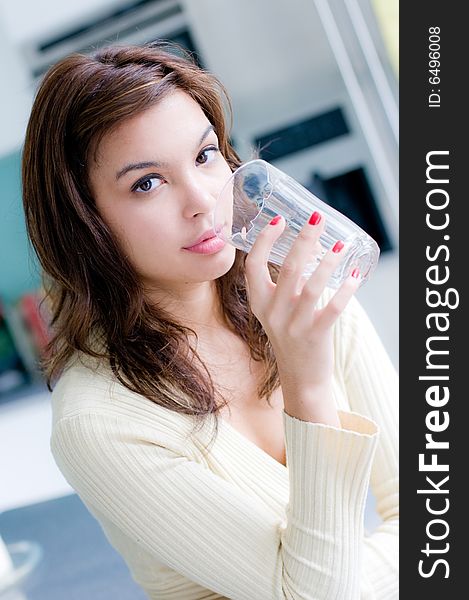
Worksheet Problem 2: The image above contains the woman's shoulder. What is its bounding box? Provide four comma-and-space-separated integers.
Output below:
51, 352, 121, 418
49, 355, 208, 502
50, 352, 197, 443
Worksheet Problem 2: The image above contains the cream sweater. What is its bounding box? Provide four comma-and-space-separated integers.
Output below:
50, 293, 398, 599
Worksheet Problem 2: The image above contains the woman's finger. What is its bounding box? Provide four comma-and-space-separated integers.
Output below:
244, 214, 286, 308
288, 241, 351, 328
316, 269, 361, 331
274, 211, 326, 306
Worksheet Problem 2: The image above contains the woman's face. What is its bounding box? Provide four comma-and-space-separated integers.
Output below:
88, 90, 236, 293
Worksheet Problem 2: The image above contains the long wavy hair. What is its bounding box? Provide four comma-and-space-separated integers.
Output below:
22, 42, 280, 446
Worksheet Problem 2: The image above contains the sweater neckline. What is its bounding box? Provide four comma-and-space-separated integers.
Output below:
218, 416, 287, 469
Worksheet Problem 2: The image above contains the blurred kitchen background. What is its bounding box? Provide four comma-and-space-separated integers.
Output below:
0, 0, 398, 515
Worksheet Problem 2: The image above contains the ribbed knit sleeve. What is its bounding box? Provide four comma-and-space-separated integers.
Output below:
282, 411, 378, 598
333, 294, 399, 598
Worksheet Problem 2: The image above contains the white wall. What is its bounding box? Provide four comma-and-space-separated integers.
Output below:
0, 12, 33, 156
0, 0, 117, 43
0, 0, 121, 156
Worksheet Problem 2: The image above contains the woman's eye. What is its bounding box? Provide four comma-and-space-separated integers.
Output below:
196, 145, 219, 165
132, 176, 163, 194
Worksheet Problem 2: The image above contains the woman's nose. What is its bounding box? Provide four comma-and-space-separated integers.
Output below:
180, 175, 217, 218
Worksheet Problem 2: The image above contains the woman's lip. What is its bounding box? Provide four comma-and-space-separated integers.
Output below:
183, 236, 226, 254
184, 227, 221, 249
184, 234, 215, 250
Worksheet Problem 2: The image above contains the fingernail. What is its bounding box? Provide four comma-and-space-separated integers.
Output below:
308, 211, 321, 225
269, 215, 282, 225
351, 268, 360, 278
332, 240, 344, 253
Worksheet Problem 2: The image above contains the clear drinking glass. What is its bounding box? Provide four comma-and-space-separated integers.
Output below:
213, 159, 380, 288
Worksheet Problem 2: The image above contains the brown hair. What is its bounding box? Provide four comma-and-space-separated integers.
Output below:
22, 41, 279, 446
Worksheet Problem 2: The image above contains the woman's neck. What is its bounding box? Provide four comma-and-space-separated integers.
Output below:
147, 280, 227, 336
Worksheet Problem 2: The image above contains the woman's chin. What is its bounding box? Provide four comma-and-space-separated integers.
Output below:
186, 242, 237, 281
208, 243, 237, 278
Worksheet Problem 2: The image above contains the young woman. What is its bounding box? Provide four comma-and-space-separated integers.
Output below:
22, 42, 398, 599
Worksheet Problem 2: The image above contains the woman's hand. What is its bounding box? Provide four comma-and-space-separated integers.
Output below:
244, 213, 361, 423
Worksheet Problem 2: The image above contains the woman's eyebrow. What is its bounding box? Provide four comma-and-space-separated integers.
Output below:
115, 124, 215, 181
115, 160, 164, 180
197, 124, 215, 147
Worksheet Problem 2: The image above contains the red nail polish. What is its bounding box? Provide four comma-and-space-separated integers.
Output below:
351, 268, 360, 278
269, 215, 281, 225
308, 211, 321, 225
332, 240, 344, 253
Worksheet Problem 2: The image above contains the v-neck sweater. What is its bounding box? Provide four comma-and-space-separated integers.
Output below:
50, 293, 398, 599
